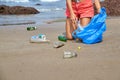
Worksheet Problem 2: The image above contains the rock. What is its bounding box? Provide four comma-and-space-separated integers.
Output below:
101, 0, 120, 16
0, 5, 39, 15
35, 3, 41, 6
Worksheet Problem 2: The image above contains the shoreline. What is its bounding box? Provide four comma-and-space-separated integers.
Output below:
0, 16, 120, 26
0, 18, 66, 26
0, 21, 35, 26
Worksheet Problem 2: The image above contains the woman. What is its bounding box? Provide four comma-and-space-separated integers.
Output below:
65, 0, 101, 39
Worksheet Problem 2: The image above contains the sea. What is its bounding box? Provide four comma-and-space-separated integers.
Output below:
0, 0, 66, 25
0, 0, 104, 26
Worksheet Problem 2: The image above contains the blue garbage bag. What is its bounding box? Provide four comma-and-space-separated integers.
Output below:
72, 7, 107, 44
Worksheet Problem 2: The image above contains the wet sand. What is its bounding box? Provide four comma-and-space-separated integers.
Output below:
0, 18, 120, 80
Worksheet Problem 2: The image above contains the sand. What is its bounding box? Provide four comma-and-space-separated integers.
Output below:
0, 18, 120, 80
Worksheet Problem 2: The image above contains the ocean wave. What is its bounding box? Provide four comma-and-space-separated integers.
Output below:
0, 0, 104, 3
0, 0, 29, 3
0, 0, 60, 3
37, 8, 64, 12
40, 0, 60, 2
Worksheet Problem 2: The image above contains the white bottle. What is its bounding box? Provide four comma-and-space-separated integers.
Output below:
77, 21, 84, 31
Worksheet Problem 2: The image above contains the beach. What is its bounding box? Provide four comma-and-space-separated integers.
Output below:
0, 18, 120, 80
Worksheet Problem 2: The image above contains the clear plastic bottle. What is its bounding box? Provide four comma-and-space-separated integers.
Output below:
63, 51, 77, 59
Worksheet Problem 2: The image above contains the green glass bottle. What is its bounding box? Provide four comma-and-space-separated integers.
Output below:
58, 35, 67, 42
27, 27, 37, 31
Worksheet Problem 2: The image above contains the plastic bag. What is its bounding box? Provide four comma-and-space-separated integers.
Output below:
72, 7, 107, 44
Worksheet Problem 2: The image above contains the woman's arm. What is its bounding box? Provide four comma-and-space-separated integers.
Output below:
66, 0, 77, 23
66, 0, 74, 15
94, 0, 101, 13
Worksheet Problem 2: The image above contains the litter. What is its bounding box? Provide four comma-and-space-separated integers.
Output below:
53, 41, 64, 48
30, 34, 50, 43
58, 35, 67, 42
78, 46, 81, 50
63, 51, 77, 59
27, 26, 37, 31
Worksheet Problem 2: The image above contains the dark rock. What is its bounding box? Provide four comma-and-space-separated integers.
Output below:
101, 0, 120, 16
0, 5, 40, 15
35, 3, 41, 6
0, 5, 9, 14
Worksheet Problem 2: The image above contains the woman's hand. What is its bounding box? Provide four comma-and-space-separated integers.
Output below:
70, 13, 77, 24
96, 8, 101, 13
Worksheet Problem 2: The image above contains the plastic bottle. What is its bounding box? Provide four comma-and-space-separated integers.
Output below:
63, 51, 77, 59
77, 21, 84, 31
78, 24, 84, 31
58, 35, 67, 42
27, 27, 37, 31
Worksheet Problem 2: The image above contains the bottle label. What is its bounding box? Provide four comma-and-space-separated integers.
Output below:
38, 34, 46, 40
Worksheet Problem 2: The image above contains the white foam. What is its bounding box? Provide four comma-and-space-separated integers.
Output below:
0, 0, 29, 2
40, 0, 60, 2
39, 8, 63, 12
